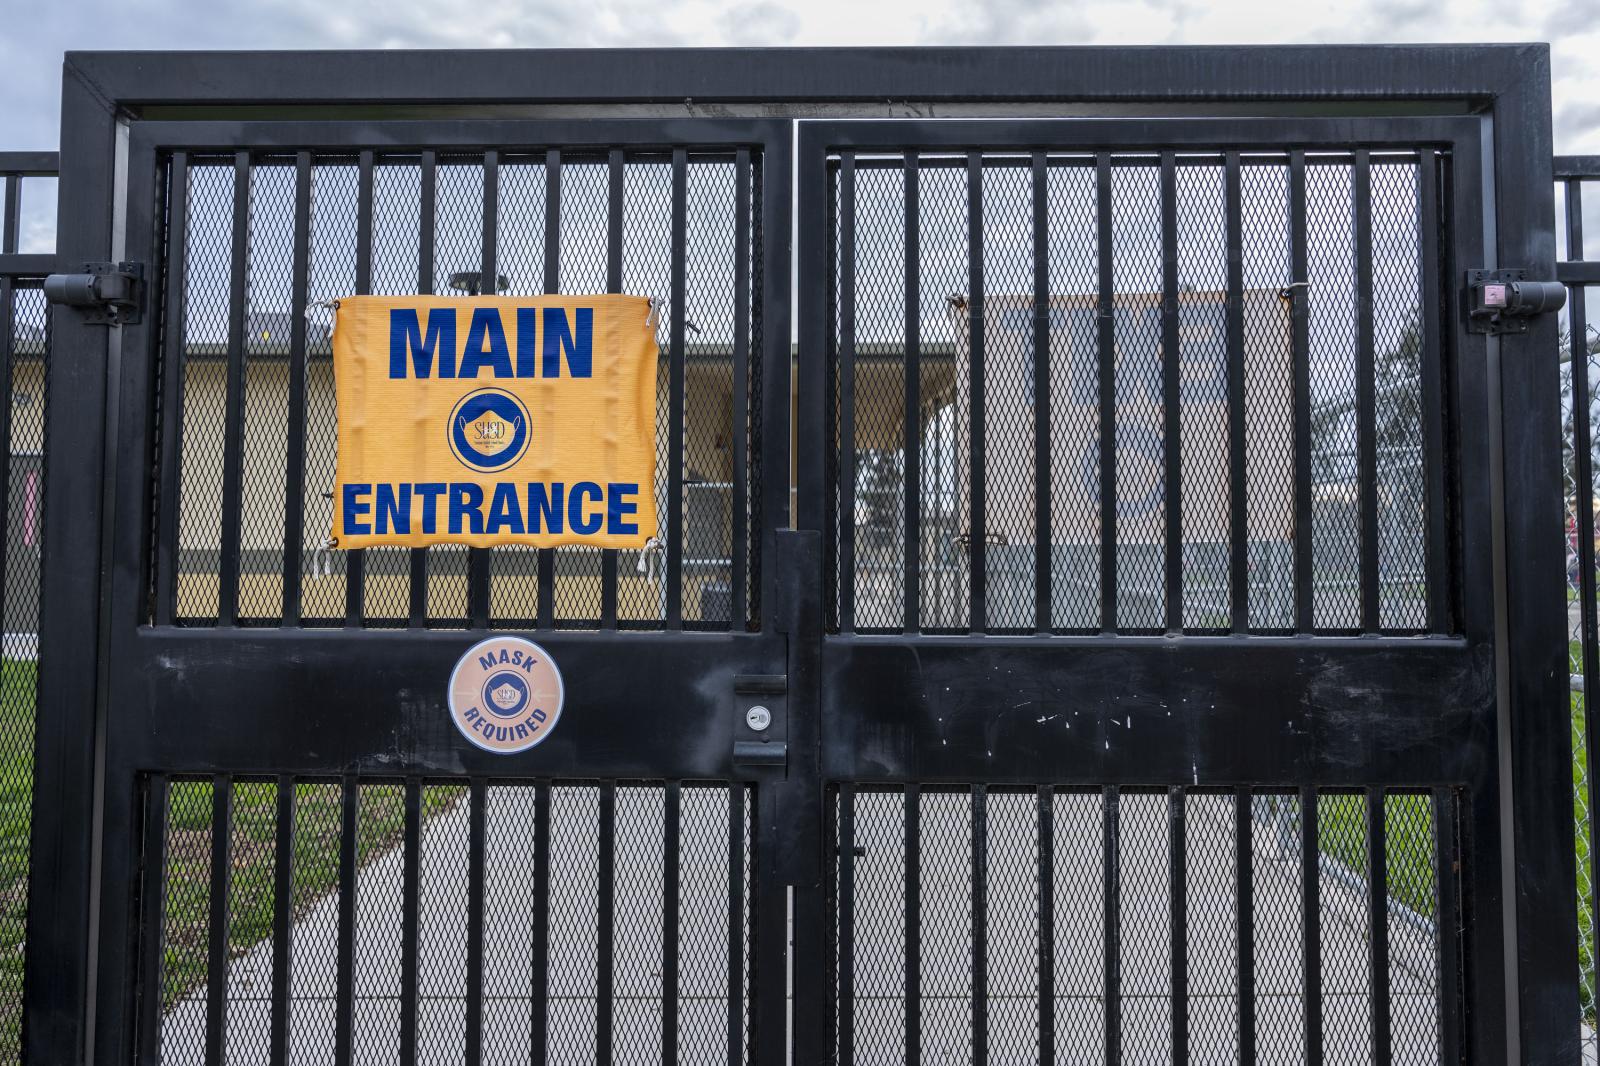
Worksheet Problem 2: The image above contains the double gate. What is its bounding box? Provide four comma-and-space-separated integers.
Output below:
7, 46, 1577, 1064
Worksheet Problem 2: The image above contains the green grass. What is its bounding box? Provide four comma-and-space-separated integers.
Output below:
0, 660, 35, 1064
1316, 791, 1439, 920
159, 780, 458, 1010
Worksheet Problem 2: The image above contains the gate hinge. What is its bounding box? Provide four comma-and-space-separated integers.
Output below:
43, 262, 145, 326
1465, 269, 1565, 335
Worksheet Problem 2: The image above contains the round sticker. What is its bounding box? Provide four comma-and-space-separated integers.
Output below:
448, 636, 564, 754
448, 387, 531, 472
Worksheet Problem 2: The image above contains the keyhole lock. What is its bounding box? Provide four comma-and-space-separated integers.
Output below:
745, 705, 772, 732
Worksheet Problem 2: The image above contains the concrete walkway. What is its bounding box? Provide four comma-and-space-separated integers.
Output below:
162, 790, 1449, 1064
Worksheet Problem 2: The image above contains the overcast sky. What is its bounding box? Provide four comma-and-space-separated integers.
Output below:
3, 0, 1598, 253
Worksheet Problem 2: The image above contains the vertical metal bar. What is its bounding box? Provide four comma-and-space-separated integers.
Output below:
345, 151, 374, 626
967, 153, 987, 633
281, 152, 312, 625
1366, 789, 1391, 1066
1160, 152, 1183, 633
217, 152, 251, 626
204, 776, 233, 1066
904, 154, 923, 634
400, 778, 422, 1066
1225, 152, 1248, 632
334, 777, 359, 1066
269, 776, 294, 1065
1418, 152, 1449, 634
837, 784, 856, 1061
1432, 788, 1461, 1063
837, 153, 857, 633
1032, 152, 1052, 633
409, 151, 436, 628
465, 779, 486, 1066
133, 776, 170, 1066
597, 783, 616, 1066
1299, 787, 1322, 1066
732, 148, 751, 630
536, 148, 560, 629
667, 149, 687, 627
971, 784, 988, 1066
1037, 785, 1055, 1065
1096, 154, 1118, 633
155, 153, 190, 627
1235, 789, 1256, 1066
662, 783, 681, 1061
530, 782, 552, 1065
904, 784, 922, 1065
0, 174, 16, 252
726, 785, 746, 1066
1168, 786, 1187, 1064
467, 151, 498, 628
1103, 785, 1121, 1066
1289, 152, 1314, 632
1353, 150, 1379, 632
601, 149, 624, 629
1569, 179, 1600, 1021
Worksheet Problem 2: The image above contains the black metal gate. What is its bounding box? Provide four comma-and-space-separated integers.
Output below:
20, 46, 1577, 1066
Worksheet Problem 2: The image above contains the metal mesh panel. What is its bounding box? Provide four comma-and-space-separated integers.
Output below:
1045, 165, 1102, 632
174, 163, 235, 622
1118, 791, 1173, 1056
238, 164, 296, 623
159, 146, 761, 631
1369, 161, 1428, 632
621, 162, 673, 626
681, 161, 741, 629
1317, 792, 1372, 1061
1109, 164, 1167, 631
417, 782, 469, 1056
287, 782, 342, 1061
977, 167, 1038, 633
301, 162, 359, 622
915, 163, 970, 632
548, 784, 600, 1063
145, 778, 760, 1062
1052, 791, 1104, 1058
1175, 161, 1232, 631
1305, 162, 1362, 631
846, 166, 908, 632
1186, 792, 1239, 1060
1385, 793, 1442, 1063
158, 781, 215, 1063
1240, 162, 1297, 631
362, 164, 426, 625
1252, 792, 1305, 1062
984, 790, 1039, 1059
830, 785, 1458, 1065
614, 785, 665, 1064
827, 149, 1442, 636
0, 282, 46, 1063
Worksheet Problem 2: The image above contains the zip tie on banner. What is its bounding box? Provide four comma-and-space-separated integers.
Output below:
306, 297, 340, 321
314, 536, 337, 578
636, 536, 664, 585
646, 297, 662, 334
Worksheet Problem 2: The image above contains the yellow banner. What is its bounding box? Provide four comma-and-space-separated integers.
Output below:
330, 294, 658, 550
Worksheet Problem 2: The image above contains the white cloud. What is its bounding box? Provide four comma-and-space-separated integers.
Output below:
1, 0, 1595, 250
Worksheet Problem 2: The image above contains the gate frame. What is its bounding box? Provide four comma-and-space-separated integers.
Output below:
30, 45, 1568, 1065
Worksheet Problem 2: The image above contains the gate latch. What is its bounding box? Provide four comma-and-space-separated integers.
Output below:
1465, 269, 1565, 335
43, 262, 145, 326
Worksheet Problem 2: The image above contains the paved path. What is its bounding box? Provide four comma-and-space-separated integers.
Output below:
163, 792, 1450, 1064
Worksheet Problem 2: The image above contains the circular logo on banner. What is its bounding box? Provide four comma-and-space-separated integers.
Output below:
448, 636, 564, 754
448, 387, 531, 472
